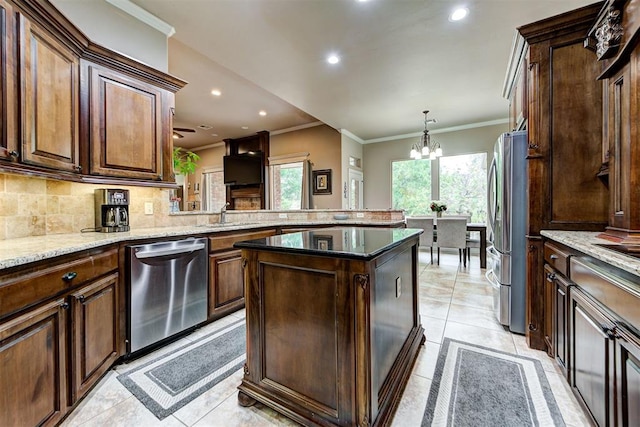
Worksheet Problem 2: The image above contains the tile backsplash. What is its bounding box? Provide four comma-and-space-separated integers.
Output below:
0, 173, 176, 240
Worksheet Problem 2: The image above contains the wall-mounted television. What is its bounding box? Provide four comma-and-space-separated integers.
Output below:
223, 152, 263, 185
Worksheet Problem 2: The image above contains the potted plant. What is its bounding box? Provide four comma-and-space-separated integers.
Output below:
173, 147, 200, 176
430, 200, 447, 217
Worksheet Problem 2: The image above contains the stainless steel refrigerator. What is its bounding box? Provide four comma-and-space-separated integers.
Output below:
486, 131, 527, 334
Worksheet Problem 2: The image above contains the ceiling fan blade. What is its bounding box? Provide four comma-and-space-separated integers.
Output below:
173, 127, 196, 133
172, 131, 184, 139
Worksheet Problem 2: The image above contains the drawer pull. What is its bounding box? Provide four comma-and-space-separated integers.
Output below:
550, 254, 559, 260
62, 271, 77, 281
77, 295, 85, 303
546, 273, 556, 282
61, 302, 69, 310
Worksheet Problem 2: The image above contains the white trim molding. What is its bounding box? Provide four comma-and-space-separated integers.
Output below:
106, 0, 176, 37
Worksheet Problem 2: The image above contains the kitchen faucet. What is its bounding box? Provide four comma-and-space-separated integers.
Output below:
220, 202, 231, 224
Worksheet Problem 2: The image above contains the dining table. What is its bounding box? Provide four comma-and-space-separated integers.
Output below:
433, 221, 488, 268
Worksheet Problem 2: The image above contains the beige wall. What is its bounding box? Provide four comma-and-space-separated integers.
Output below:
270, 125, 342, 209
363, 123, 509, 209
51, 0, 168, 72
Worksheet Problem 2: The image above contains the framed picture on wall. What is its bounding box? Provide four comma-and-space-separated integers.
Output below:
313, 169, 332, 195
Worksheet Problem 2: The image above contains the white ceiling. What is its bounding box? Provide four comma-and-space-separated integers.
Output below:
130, 0, 597, 150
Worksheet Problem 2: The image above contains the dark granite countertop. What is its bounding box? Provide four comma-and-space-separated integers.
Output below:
234, 226, 422, 260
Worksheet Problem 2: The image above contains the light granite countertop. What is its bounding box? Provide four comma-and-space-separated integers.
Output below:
0, 220, 404, 270
541, 230, 640, 277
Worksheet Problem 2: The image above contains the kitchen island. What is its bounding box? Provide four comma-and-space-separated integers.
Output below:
235, 227, 425, 427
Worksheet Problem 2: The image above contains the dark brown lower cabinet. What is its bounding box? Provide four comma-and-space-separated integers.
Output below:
570, 287, 615, 427
69, 273, 120, 404
544, 265, 570, 377
208, 250, 244, 318
0, 299, 68, 427
615, 327, 640, 427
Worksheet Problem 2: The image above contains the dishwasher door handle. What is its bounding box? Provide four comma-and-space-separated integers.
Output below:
134, 243, 206, 259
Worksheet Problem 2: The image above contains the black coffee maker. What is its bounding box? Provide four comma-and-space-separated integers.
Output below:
95, 189, 130, 232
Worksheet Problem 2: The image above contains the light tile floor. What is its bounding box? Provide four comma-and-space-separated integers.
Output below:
61, 249, 591, 427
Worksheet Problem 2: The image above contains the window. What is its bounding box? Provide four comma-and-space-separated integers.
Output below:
439, 153, 487, 223
270, 162, 304, 209
391, 153, 487, 222
268, 152, 311, 210
391, 159, 432, 215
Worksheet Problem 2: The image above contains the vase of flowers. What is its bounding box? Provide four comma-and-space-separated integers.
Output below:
430, 201, 447, 217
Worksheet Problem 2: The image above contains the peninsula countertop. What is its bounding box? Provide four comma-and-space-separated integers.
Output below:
0, 219, 405, 270
541, 230, 640, 277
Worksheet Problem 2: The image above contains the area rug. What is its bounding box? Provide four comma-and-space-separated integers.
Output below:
117, 319, 246, 420
422, 338, 565, 427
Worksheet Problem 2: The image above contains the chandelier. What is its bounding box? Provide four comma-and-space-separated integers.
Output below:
410, 110, 442, 160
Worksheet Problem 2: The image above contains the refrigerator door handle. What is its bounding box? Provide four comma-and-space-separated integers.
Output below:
487, 157, 497, 234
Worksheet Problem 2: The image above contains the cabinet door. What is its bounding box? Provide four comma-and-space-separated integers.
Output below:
526, 238, 545, 350
554, 275, 569, 374
69, 273, 119, 403
0, 299, 68, 427
86, 62, 167, 180
570, 288, 614, 427
616, 327, 640, 427
209, 249, 244, 319
0, 0, 17, 162
18, 14, 80, 172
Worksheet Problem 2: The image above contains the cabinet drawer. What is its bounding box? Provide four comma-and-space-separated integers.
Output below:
209, 229, 276, 252
544, 242, 571, 276
570, 257, 640, 333
0, 247, 118, 319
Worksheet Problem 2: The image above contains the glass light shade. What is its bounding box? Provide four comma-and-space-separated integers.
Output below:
429, 152, 436, 160
422, 146, 430, 156
410, 147, 418, 158
435, 147, 443, 157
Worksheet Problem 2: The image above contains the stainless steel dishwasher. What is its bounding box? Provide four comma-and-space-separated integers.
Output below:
127, 237, 208, 353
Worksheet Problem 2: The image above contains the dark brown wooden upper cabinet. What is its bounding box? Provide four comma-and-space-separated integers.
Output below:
17, 12, 81, 173
0, 0, 17, 162
84, 61, 171, 181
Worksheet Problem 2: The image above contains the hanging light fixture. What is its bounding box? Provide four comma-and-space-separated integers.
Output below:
410, 110, 442, 160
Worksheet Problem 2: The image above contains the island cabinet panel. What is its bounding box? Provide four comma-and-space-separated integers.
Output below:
0, 299, 68, 427
238, 230, 424, 427
0, 0, 17, 161
18, 13, 80, 173
85, 62, 167, 181
69, 272, 119, 404
261, 262, 340, 413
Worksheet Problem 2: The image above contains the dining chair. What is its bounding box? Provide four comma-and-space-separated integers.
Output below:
406, 216, 435, 263
434, 217, 468, 267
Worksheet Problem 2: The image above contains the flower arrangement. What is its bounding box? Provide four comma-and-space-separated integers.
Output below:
430, 201, 447, 213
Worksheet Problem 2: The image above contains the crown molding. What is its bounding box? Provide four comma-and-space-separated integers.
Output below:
358, 118, 510, 144
106, 0, 175, 37
270, 121, 324, 136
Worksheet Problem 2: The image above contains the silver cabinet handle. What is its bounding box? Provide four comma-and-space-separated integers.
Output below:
134, 243, 205, 259
550, 254, 558, 260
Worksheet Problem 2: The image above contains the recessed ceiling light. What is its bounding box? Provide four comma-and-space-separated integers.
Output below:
211, 89, 221, 96
327, 54, 340, 65
241, 126, 249, 130
259, 110, 267, 116
198, 124, 213, 130
449, 7, 468, 21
